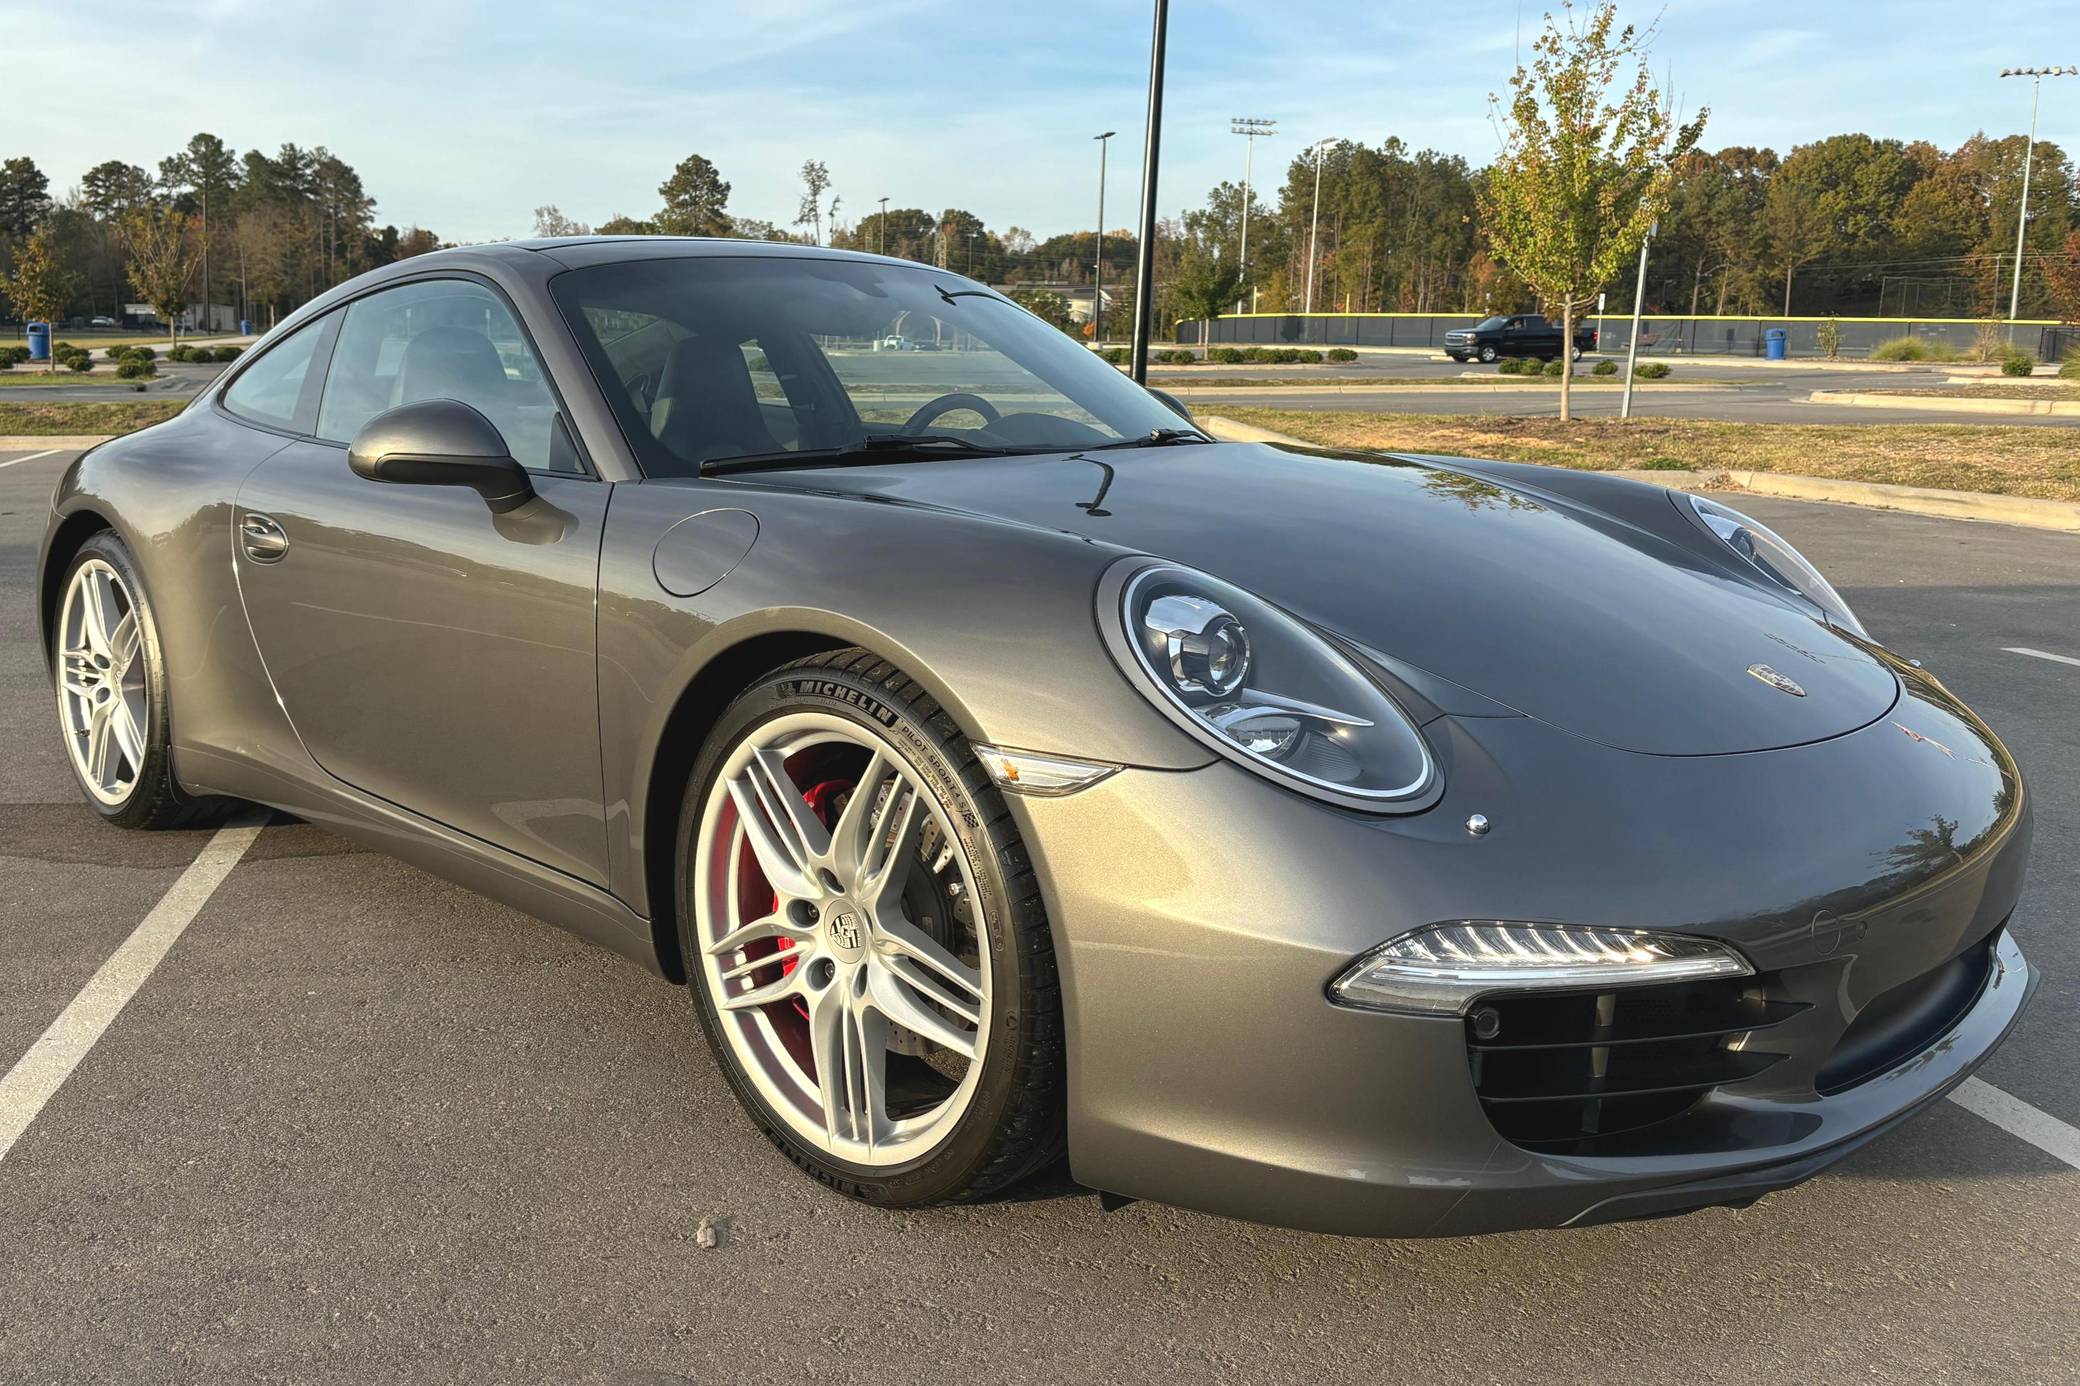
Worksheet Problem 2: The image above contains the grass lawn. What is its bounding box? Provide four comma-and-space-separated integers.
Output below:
1845, 384, 2080, 402
1217, 408, 2080, 503
0, 401, 184, 436
0, 371, 153, 389
9, 334, 184, 351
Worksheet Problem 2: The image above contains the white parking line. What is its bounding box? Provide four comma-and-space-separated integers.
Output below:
0, 449, 61, 469
1951, 1078, 2080, 1171
0, 812, 266, 1164
2003, 646, 2080, 668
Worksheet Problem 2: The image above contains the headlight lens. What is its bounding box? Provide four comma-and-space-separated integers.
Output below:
1330, 921, 1752, 1015
1102, 559, 1436, 810
1688, 495, 1867, 637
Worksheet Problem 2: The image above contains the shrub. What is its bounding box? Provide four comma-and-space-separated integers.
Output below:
1238, 345, 1273, 363
116, 358, 156, 380
1542, 357, 1567, 377
0, 345, 27, 366
2061, 355, 2080, 380
65, 352, 95, 373
2000, 352, 2036, 377
0, 355, 11, 372
1871, 335, 1958, 363
214, 345, 243, 362
1497, 356, 1531, 375
1157, 348, 1195, 365
126, 344, 157, 361
1591, 358, 1618, 376
1634, 361, 1672, 379
1097, 346, 1131, 364
166, 345, 189, 363
1290, 348, 1323, 364
1208, 346, 1244, 365
1637, 457, 1692, 471
1816, 318, 1842, 360
1325, 347, 1358, 362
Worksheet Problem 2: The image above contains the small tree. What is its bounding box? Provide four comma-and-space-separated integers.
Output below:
1478, 2, 1704, 421
123, 205, 202, 342
795, 160, 832, 245
1169, 249, 1249, 354
3, 227, 76, 371
656, 155, 731, 236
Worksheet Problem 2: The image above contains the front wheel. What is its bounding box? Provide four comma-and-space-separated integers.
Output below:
1571, 345, 1584, 361
1477, 344, 1498, 364
52, 532, 216, 828
678, 650, 1065, 1206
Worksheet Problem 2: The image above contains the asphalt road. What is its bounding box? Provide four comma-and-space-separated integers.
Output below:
0, 361, 226, 403
1, 444, 2077, 1384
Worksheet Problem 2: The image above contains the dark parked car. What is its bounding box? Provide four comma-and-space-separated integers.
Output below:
39, 238, 2033, 1237
1444, 312, 1598, 363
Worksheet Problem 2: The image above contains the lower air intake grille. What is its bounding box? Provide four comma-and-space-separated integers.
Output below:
1466, 976, 1806, 1151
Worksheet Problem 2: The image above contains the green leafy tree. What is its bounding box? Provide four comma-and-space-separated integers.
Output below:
158, 134, 239, 325
124, 205, 202, 341
1476, 1, 1703, 420
595, 213, 656, 235
532, 205, 590, 237
2044, 230, 2080, 324
1167, 244, 1249, 348
1009, 287, 1075, 333
0, 156, 52, 241
656, 155, 730, 236
4, 228, 77, 369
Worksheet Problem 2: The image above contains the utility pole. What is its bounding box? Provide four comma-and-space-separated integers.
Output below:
1093, 131, 1115, 347
877, 196, 889, 255
1621, 221, 1656, 420
1999, 66, 2076, 321
1129, 0, 1169, 384
1303, 137, 1333, 316
1230, 117, 1275, 314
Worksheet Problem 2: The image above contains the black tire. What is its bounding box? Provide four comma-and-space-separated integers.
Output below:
1478, 344, 1498, 363
1447, 354, 1468, 363
676, 648, 1066, 1206
54, 532, 221, 829
1571, 345, 1584, 361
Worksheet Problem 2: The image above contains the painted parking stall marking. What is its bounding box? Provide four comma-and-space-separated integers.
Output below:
0, 449, 62, 469
2003, 646, 2080, 669
0, 812, 267, 1164
1951, 1078, 2080, 1171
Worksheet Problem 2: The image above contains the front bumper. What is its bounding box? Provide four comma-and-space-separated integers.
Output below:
1013, 665, 2035, 1237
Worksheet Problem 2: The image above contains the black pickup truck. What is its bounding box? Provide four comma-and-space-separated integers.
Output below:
1443, 314, 1598, 364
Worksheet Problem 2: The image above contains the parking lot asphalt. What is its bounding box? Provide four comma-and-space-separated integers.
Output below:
1, 445, 2077, 1384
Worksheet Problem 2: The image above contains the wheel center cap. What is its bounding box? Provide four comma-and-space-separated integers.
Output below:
822, 901, 868, 962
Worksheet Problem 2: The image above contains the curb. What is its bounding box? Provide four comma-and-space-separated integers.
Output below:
1810, 389, 2080, 417
1171, 379, 1729, 399
1197, 416, 2080, 534
0, 435, 114, 451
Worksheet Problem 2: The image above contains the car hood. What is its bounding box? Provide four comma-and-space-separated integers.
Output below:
750, 442, 1899, 755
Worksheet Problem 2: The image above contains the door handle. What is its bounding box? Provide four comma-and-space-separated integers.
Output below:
240, 512, 290, 563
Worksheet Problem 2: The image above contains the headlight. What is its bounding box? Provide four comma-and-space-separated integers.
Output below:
1100, 558, 1437, 810
1686, 494, 1867, 638
1330, 921, 1752, 1015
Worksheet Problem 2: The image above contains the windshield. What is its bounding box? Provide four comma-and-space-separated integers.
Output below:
1475, 316, 1508, 331
550, 254, 1188, 476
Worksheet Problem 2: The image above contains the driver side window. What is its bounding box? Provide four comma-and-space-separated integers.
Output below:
315, 279, 578, 473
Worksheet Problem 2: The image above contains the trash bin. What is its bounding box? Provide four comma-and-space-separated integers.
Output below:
26, 321, 51, 361
239, 319, 251, 336
1765, 327, 1787, 361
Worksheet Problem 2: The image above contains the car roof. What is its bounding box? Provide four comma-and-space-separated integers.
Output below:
495, 235, 928, 272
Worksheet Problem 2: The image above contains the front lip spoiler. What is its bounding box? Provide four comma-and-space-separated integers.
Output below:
1560, 930, 2039, 1229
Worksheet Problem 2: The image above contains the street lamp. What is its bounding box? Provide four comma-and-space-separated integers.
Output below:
1230, 117, 1276, 313
1303, 137, 1335, 316
1998, 66, 2077, 321
1093, 131, 1116, 348
877, 195, 889, 256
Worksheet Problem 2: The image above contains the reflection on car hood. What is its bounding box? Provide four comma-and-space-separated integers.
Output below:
751, 442, 1900, 755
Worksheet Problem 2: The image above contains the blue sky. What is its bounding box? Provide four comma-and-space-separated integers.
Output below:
15, 0, 2079, 243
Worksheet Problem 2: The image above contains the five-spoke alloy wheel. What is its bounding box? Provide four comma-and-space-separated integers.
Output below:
679, 652, 1064, 1205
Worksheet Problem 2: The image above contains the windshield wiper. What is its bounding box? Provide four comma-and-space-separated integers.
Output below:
703, 433, 1026, 477
1084, 426, 1213, 451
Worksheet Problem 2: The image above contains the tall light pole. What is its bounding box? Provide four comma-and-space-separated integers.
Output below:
1620, 220, 1656, 420
1129, 0, 1170, 383
1230, 117, 1276, 313
1093, 131, 1115, 347
1999, 66, 2076, 321
1303, 137, 1334, 316
877, 195, 889, 256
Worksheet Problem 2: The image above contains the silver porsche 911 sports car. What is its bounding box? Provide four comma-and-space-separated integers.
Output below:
39, 239, 2033, 1236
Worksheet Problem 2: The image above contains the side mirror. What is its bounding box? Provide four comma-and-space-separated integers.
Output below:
347, 399, 534, 513
1147, 387, 1195, 424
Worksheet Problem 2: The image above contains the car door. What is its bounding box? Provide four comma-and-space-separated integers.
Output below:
232, 276, 612, 885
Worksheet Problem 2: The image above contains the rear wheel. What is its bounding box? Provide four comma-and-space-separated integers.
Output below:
52, 532, 216, 829
678, 650, 1065, 1205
